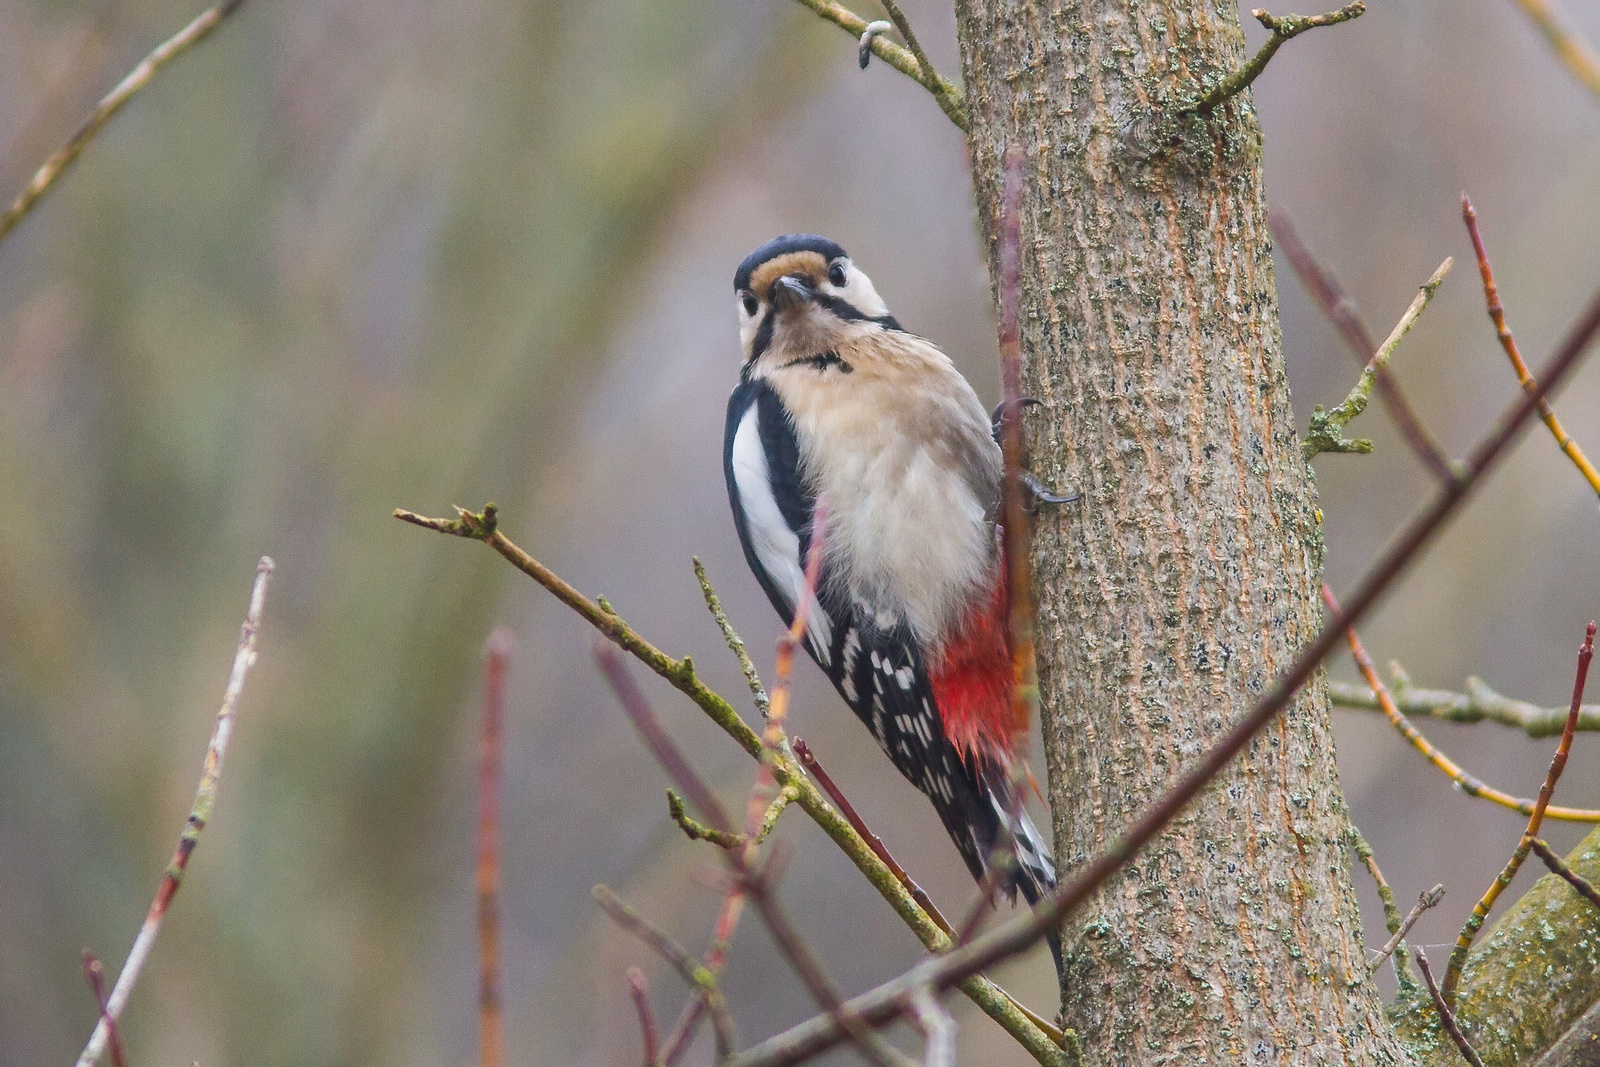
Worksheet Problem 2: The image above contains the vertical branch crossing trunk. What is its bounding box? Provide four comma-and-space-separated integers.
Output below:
953, 3, 1411, 1062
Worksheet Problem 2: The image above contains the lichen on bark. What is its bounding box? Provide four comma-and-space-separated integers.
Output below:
952, 1, 1411, 1061
1395, 828, 1600, 1066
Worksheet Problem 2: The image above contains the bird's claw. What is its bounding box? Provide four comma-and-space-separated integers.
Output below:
990, 396, 1041, 440
1021, 471, 1078, 512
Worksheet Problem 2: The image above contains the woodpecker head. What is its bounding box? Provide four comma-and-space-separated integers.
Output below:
733, 234, 899, 366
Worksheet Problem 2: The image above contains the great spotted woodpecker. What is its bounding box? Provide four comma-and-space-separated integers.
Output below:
722, 234, 1057, 912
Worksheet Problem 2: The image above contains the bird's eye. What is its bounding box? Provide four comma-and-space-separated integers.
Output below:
741, 291, 758, 316
827, 262, 848, 288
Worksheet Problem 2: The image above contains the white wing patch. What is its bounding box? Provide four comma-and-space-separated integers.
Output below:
730, 404, 832, 662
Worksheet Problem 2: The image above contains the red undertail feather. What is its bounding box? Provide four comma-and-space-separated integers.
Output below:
928, 577, 1025, 771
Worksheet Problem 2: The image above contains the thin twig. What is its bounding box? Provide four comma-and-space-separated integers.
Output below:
745, 501, 826, 834
741, 855, 918, 1067
594, 886, 737, 1059
877, 0, 941, 97
792, 737, 956, 938
596, 643, 736, 836
1268, 209, 1455, 481
1444, 621, 1596, 1001
1328, 669, 1600, 738
660, 885, 747, 1065
80, 954, 126, 1067
1529, 838, 1600, 913
1463, 194, 1600, 500
598, 644, 909, 1067
396, 506, 1068, 1064
996, 146, 1041, 760
954, 860, 1011, 945
0, 0, 252, 247
1304, 257, 1453, 458
76, 557, 273, 1067
1366, 885, 1445, 978
1349, 824, 1417, 993
627, 968, 661, 1067
1324, 586, 1600, 822
1190, 3, 1366, 114
1513, 0, 1600, 102
717, 283, 1600, 1067
694, 558, 769, 716
787, 0, 967, 129
478, 631, 510, 1067
1416, 950, 1486, 1067
910, 986, 956, 1067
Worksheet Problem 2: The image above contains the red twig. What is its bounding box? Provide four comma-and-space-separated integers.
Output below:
1269, 208, 1455, 482
1462, 193, 1600, 498
996, 145, 1039, 752
597, 643, 903, 1067
1444, 621, 1596, 1000
658, 889, 745, 1065
627, 967, 661, 1067
80, 953, 126, 1067
954, 862, 1010, 945
477, 630, 511, 1067
1415, 950, 1486, 1067
722, 278, 1600, 1067
593, 886, 737, 1059
76, 558, 274, 1067
793, 737, 956, 938
745, 502, 827, 835
1529, 838, 1600, 913
596, 644, 735, 836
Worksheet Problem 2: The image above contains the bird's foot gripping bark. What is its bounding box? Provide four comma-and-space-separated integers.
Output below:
991, 398, 1079, 510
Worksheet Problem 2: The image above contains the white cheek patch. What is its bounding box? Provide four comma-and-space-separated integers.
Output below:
730, 405, 832, 661
841, 264, 889, 318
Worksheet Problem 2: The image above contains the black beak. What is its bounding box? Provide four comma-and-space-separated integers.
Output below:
771, 274, 813, 312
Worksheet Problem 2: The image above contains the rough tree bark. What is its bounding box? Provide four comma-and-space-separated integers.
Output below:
953, 2, 1411, 1062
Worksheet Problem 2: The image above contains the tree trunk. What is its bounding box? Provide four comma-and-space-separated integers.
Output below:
953, 2, 1411, 1062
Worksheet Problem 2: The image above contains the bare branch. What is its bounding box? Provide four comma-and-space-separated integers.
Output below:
1530, 838, 1600, 913
910, 987, 956, 1067
1324, 587, 1600, 822
1349, 824, 1418, 994
793, 737, 955, 938
76, 557, 273, 1067
1513, 0, 1600, 102
1416, 950, 1487, 1067
1269, 209, 1456, 480
478, 631, 511, 1067
1190, 3, 1366, 114
594, 886, 737, 1059
1328, 669, 1600, 738
0, 0, 252, 248
394, 506, 1067, 1063
80, 955, 125, 1067
1304, 257, 1452, 458
595, 642, 736, 836
1444, 622, 1596, 1001
996, 146, 1042, 755
627, 967, 661, 1067
694, 558, 769, 716
787, 0, 968, 129
1366, 885, 1445, 978
1463, 194, 1600, 501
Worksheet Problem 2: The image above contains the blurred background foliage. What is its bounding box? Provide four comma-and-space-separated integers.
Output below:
0, 0, 1597, 1063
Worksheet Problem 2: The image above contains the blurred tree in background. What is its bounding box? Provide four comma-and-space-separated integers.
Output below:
0, 0, 1597, 1063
